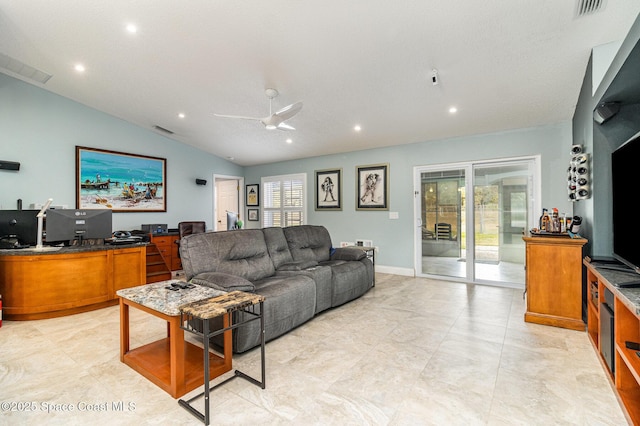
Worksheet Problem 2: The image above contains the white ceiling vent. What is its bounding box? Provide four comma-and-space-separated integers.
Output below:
575, 0, 607, 17
0, 52, 52, 84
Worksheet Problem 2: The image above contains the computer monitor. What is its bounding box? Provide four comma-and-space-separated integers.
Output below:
45, 209, 113, 244
0, 210, 39, 246
226, 211, 238, 230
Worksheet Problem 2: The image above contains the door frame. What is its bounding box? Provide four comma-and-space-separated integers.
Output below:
414, 155, 540, 285
212, 174, 244, 231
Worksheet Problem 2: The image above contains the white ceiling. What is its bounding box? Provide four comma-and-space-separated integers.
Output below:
1, 1, 639, 166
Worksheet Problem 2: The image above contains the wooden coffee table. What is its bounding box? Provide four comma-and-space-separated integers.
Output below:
117, 280, 231, 398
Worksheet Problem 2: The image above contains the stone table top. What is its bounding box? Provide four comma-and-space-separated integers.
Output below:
180, 291, 265, 320
588, 262, 640, 316
116, 280, 226, 316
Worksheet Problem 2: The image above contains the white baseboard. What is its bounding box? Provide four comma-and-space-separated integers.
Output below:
375, 265, 414, 276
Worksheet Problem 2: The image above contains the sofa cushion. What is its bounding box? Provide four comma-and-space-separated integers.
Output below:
190, 271, 255, 292
328, 261, 371, 307
262, 227, 294, 269
211, 274, 317, 353
180, 229, 275, 281
277, 259, 319, 271
283, 225, 332, 263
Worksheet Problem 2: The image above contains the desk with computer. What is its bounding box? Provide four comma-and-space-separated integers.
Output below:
0, 206, 122, 250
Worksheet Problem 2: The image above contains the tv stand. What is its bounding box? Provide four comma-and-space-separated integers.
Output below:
616, 280, 640, 288
597, 264, 634, 273
585, 260, 640, 423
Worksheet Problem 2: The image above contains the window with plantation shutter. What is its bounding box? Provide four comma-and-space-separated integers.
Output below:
261, 173, 306, 227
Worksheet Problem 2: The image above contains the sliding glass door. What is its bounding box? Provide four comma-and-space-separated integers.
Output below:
415, 157, 537, 287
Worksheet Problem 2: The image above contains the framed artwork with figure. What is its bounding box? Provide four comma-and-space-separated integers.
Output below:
356, 163, 389, 210
246, 184, 259, 206
315, 168, 342, 210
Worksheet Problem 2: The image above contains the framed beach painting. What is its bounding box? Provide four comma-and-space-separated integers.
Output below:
76, 146, 167, 212
356, 163, 389, 210
315, 168, 342, 210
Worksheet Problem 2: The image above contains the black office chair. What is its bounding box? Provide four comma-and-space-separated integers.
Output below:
176, 221, 206, 257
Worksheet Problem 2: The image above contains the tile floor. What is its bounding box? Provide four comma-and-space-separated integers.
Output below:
0, 274, 629, 425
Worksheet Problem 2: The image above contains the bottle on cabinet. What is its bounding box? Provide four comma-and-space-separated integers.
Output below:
551, 208, 561, 233
537, 207, 567, 234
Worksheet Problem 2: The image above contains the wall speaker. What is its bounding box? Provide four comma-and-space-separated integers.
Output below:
195, 178, 207, 186
568, 152, 590, 201
570, 144, 583, 155
594, 102, 620, 124
0, 160, 20, 171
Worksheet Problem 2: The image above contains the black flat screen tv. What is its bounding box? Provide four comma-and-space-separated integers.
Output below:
0, 209, 39, 246
612, 130, 640, 279
45, 209, 112, 244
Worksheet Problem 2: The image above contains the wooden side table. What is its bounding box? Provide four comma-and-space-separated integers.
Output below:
178, 291, 266, 425
117, 281, 231, 398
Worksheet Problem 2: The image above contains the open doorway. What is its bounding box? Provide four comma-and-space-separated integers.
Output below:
213, 175, 243, 231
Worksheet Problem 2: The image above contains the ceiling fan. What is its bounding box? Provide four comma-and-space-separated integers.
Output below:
214, 88, 303, 130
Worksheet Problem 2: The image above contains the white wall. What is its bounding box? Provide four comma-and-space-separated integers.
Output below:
0, 73, 243, 231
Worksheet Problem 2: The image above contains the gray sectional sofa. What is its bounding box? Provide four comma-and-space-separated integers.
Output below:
179, 225, 373, 353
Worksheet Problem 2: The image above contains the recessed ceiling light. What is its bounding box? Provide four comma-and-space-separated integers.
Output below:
178, 113, 185, 119
286, 138, 293, 144
74, 64, 85, 72
126, 23, 138, 34
449, 107, 458, 114
354, 125, 362, 132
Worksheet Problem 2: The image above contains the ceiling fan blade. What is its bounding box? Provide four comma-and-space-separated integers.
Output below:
277, 123, 295, 130
213, 113, 264, 121
274, 102, 303, 121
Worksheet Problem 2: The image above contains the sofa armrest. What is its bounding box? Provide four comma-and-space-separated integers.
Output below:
190, 271, 255, 292
277, 259, 319, 271
331, 247, 367, 261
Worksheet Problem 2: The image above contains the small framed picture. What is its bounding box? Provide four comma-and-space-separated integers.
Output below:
246, 184, 259, 206
248, 208, 259, 221
356, 163, 389, 210
315, 168, 342, 210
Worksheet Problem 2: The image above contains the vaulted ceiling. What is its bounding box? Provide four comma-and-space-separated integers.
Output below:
1, 1, 639, 166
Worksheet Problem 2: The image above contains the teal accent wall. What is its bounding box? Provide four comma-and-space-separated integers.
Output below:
0, 73, 243, 231
1, 71, 574, 273
572, 14, 640, 259
245, 122, 572, 272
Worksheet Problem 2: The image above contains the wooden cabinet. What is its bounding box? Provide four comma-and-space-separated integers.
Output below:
585, 261, 640, 424
523, 235, 587, 330
149, 233, 181, 271
0, 245, 146, 320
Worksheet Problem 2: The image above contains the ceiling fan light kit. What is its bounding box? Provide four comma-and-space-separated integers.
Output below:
214, 88, 303, 131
